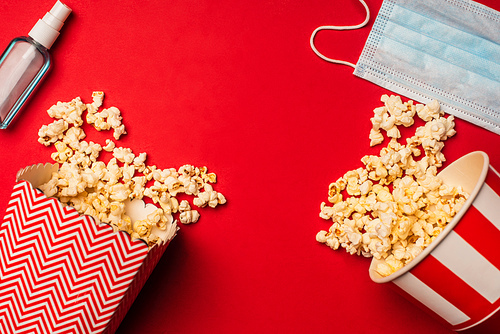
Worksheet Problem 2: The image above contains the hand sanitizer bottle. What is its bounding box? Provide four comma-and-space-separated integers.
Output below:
0, 1, 71, 129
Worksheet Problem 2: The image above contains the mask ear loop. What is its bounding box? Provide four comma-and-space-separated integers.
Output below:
310, 0, 370, 68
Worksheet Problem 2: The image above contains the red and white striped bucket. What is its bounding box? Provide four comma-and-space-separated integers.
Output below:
369, 151, 500, 333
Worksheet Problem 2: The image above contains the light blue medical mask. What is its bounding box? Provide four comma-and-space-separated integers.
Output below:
310, 0, 500, 135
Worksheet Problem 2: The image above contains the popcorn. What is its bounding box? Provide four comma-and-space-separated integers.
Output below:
51, 141, 73, 163
85, 95, 127, 140
103, 139, 115, 152
416, 99, 442, 122
132, 219, 152, 240
86, 91, 104, 113
177, 200, 201, 224
113, 124, 127, 140
130, 176, 147, 199
369, 129, 384, 147
159, 193, 179, 214
113, 147, 135, 164
63, 126, 86, 150
47, 97, 86, 127
109, 183, 131, 202
103, 107, 123, 128
122, 164, 135, 182
369, 95, 419, 147
133, 153, 147, 171
179, 210, 200, 225
38, 119, 69, 146
179, 200, 191, 212
194, 184, 227, 208
317, 95, 468, 276
37, 92, 226, 247
80, 141, 102, 162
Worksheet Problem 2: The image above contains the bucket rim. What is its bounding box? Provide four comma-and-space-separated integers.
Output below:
369, 151, 490, 283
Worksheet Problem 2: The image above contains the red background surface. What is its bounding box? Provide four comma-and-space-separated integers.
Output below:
1, 0, 499, 333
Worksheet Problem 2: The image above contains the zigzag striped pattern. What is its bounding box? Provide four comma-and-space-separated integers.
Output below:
0, 180, 149, 334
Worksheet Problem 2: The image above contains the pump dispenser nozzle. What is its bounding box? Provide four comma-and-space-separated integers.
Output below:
28, 1, 72, 49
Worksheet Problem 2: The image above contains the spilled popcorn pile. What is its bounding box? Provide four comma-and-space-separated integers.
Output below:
316, 95, 468, 277
37, 91, 226, 247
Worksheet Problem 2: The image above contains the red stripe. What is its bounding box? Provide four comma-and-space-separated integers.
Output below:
454, 205, 500, 270
411, 255, 494, 328
486, 166, 500, 197
389, 282, 453, 329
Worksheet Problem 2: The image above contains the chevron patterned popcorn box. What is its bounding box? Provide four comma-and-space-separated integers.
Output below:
0, 163, 178, 334
369, 152, 500, 333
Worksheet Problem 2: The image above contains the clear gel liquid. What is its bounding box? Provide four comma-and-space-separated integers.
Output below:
0, 39, 45, 123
